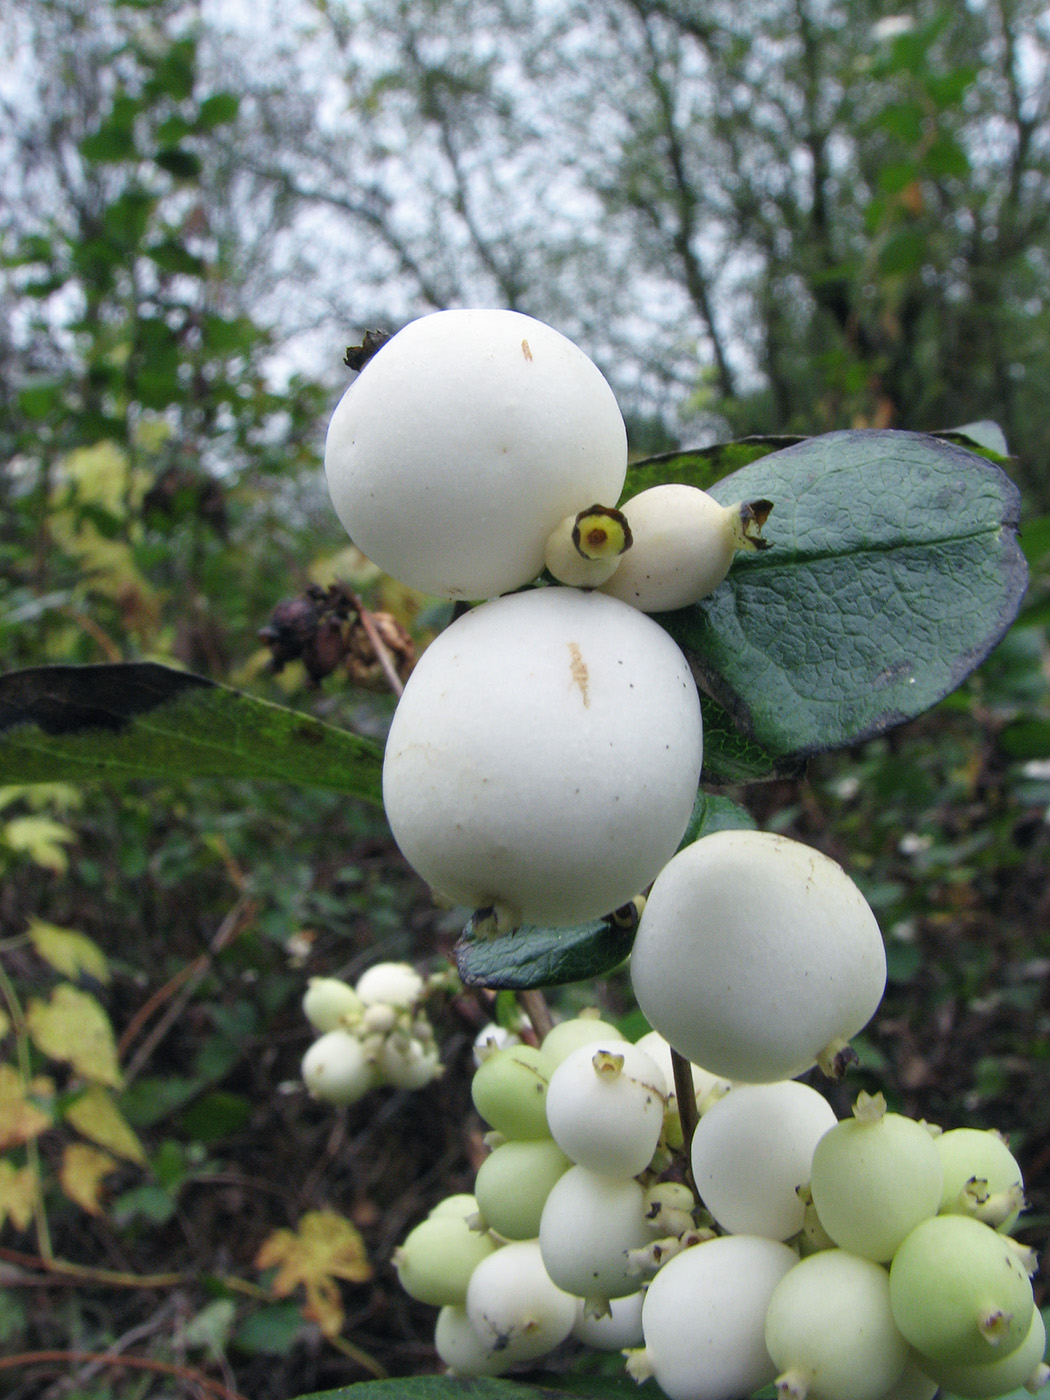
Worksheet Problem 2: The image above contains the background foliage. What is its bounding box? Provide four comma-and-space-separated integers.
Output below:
0, 1, 1048, 1397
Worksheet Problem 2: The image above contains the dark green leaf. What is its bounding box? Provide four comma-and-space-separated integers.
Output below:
622, 437, 804, 498
699, 693, 787, 783
0, 662, 383, 802
154, 147, 203, 180
663, 430, 1027, 765
999, 720, 1050, 760
456, 913, 637, 991
677, 789, 756, 848
291, 1375, 646, 1399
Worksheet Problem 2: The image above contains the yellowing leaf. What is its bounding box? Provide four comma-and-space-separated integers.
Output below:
0, 1159, 38, 1231
255, 1209, 372, 1338
60, 1142, 118, 1216
26, 985, 123, 1088
28, 918, 110, 985
65, 1085, 146, 1165
1, 816, 75, 873
0, 1010, 10, 1041
0, 1062, 52, 1150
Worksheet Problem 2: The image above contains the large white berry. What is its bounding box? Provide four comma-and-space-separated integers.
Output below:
538, 1166, 651, 1304
544, 1041, 667, 1177
301, 1028, 375, 1105
383, 587, 703, 927
689, 1080, 837, 1241
632, 1234, 798, 1400
324, 309, 627, 600
629, 830, 886, 1082
465, 1238, 576, 1365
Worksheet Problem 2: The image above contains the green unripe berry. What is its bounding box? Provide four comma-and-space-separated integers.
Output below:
809, 1093, 943, 1262
888, 1214, 1035, 1366
765, 1249, 910, 1400
302, 977, 363, 1033
474, 1139, 572, 1239
541, 1014, 626, 1065
470, 1043, 554, 1139
920, 1305, 1048, 1397
394, 1213, 496, 1308
935, 1127, 1025, 1232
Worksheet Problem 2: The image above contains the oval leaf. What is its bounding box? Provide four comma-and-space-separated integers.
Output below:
291, 1377, 645, 1400
456, 913, 637, 992
663, 429, 1026, 768
0, 662, 383, 802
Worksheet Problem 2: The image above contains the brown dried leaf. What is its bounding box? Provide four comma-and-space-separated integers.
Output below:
0, 1159, 37, 1231
28, 917, 110, 984
255, 1209, 372, 1338
0, 1062, 52, 1150
60, 1142, 118, 1216
65, 1085, 146, 1166
26, 984, 122, 1088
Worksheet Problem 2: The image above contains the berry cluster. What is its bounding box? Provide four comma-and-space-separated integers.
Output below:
319, 309, 1042, 1396
398, 1017, 1042, 1400
300, 962, 444, 1104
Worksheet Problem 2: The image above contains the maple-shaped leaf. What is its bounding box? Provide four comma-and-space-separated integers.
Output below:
60, 1141, 118, 1215
0, 1158, 37, 1231
255, 1209, 372, 1338
1, 814, 75, 872
65, 1084, 146, 1165
28, 917, 110, 984
0, 1062, 52, 1150
26, 984, 123, 1087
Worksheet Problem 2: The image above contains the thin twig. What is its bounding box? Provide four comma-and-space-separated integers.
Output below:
670, 1047, 700, 1201
0, 1351, 248, 1400
121, 895, 257, 1083
349, 591, 405, 698
518, 989, 554, 1042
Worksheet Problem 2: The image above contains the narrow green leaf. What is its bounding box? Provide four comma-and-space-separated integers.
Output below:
456, 913, 637, 991
663, 429, 1026, 764
0, 662, 383, 802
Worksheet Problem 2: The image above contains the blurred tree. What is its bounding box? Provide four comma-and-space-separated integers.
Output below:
0, 0, 331, 672
209, 0, 1050, 495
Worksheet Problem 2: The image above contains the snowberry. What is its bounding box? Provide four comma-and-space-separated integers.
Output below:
541, 1013, 626, 1065
630, 1234, 798, 1400
474, 1138, 572, 1239
383, 586, 703, 927
394, 1213, 497, 1307
808, 1092, 944, 1262
629, 829, 886, 1082
377, 1030, 442, 1090
324, 309, 628, 600
888, 1214, 1034, 1366
571, 1290, 644, 1350
354, 960, 424, 1009
302, 976, 363, 1033
600, 483, 772, 612
934, 1127, 1025, 1232
764, 1249, 910, 1400
538, 1165, 652, 1305
544, 1041, 667, 1177
544, 504, 632, 589
689, 1080, 837, 1241
470, 1042, 555, 1140
433, 1304, 512, 1377
465, 1238, 577, 1365
920, 1305, 1049, 1398
301, 1028, 375, 1105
